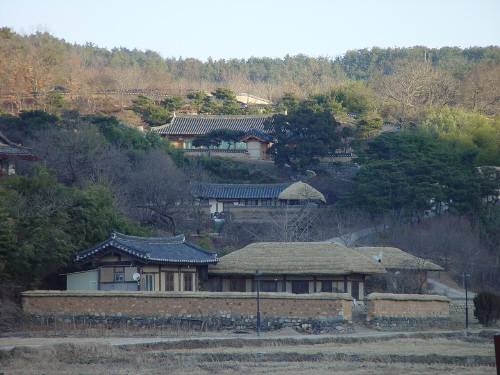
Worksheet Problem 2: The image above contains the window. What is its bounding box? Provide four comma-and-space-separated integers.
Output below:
222, 202, 234, 212
165, 272, 175, 291
332, 281, 344, 293
114, 266, 124, 282
142, 274, 154, 291
260, 280, 277, 292
292, 281, 309, 294
219, 141, 233, 149
245, 199, 258, 206
261, 199, 270, 206
230, 278, 246, 292
184, 273, 193, 291
210, 277, 222, 292
321, 281, 332, 292
184, 139, 193, 149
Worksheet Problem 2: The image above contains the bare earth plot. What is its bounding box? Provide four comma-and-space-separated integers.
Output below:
0, 327, 497, 375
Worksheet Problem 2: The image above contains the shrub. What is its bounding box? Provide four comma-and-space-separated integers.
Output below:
473, 291, 500, 327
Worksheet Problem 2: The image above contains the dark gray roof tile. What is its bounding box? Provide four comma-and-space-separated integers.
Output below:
192, 182, 293, 199
76, 232, 219, 265
0, 132, 38, 160
153, 114, 277, 136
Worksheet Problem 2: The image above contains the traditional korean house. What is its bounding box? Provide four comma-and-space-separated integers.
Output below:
152, 113, 278, 159
352, 246, 443, 292
72, 232, 219, 291
208, 242, 386, 301
0, 132, 38, 176
191, 181, 326, 217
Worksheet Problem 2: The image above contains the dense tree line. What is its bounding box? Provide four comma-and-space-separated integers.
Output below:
1, 28, 499, 123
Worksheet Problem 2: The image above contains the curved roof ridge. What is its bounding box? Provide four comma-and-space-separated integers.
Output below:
173, 113, 277, 119
196, 182, 293, 188
112, 231, 185, 244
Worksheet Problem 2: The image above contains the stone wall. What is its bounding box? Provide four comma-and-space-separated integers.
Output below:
227, 205, 320, 223
22, 291, 353, 333
365, 293, 451, 331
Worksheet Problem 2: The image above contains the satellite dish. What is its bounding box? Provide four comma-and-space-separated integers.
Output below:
133, 273, 141, 281
373, 250, 383, 263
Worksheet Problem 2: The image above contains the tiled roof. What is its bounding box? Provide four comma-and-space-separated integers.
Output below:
192, 182, 294, 199
241, 128, 275, 142
76, 232, 219, 265
192, 182, 326, 202
0, 132, 38, 160
153, 113, 277, 136
184, 149, 248, 153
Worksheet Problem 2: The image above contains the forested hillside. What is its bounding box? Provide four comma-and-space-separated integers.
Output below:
1, 27, 499, 294
1, 28, 499, 121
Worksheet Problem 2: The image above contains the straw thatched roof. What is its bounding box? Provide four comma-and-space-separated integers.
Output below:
352, 247, 443, 271
366, 293, 449, 302
210, 242, 386, 276
278, 182, 326, 203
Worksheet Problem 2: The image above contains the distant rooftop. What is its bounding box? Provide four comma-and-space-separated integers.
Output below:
152, 113, 280, 136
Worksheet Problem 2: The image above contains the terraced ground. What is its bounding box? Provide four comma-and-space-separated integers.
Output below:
0, 329, 497, 374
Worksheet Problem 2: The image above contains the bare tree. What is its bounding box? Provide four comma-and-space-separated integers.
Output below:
458, 64, 500, 116
31, 124, 129, 187
371, 59, 456, 123
122, 150, 190, 233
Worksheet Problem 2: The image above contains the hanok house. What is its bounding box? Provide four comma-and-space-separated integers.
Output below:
71, 232, 219, 292
191, 181, 326, 218
0, 132, 38, 176
208, 242, 385, 302
352, 246, 443, 292
151, 113, 278, 160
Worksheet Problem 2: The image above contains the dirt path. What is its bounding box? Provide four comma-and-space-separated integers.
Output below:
0, 326, 485, 351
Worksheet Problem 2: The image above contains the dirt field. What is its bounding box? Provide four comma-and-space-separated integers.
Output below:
0, 326, 497, 375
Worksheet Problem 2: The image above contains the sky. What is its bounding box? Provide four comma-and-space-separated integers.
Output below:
1, 0, 499, 62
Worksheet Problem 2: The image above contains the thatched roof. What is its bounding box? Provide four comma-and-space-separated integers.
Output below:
367, 293, 449, 302
210, 242, 386, 276
278, 182, 326, 203
352, 247, 443, 271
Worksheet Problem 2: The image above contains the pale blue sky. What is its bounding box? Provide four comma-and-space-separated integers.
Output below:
1, 0, 499, 61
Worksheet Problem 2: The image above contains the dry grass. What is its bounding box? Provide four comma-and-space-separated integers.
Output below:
162, 337, 493, 356
0, 330, 496, 375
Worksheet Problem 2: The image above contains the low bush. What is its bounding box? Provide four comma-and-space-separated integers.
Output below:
473, 291, 500, 327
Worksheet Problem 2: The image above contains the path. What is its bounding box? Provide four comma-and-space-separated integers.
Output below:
0, 327, 483, 351
427, 278, 475, 300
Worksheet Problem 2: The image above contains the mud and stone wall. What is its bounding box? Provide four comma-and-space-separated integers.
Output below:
22, 291, 353, 333
365, 293, 451, 331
